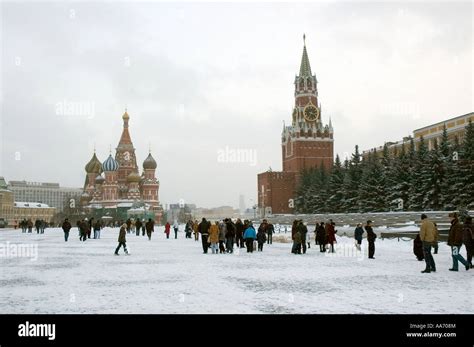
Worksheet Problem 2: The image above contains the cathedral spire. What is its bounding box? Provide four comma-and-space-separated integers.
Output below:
299, 34, 312, 77
118, 110, 132, 145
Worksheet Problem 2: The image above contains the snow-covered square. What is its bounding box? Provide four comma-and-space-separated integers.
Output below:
1, 226, 472, 314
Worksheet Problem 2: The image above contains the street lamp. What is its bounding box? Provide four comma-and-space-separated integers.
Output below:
253, 204, 257, 219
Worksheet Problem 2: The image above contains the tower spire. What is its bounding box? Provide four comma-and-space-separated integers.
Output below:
299, 34, 312, 77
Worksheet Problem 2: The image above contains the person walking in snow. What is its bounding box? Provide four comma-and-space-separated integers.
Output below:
354, 223, 364, 251
62, 218, 72, 242
115, 223, 129, 255
292, 230, 302, 254
173, 220, 179, 239
225, 218, 235, 253
164, 222, 171, 239
184, 220, 192, 239
448, 212, 469, 271
365, 220, 376, 259
26, 219, 33, 233
326, 221, 336, 253
93, 219, 102, 239
141, 219, 146, 236
135, 219, 142, 236
126, 218, 132, 234
297, 220, 309, 254
256, 226, 267, 251
198, 218, 210, 253
235, 218, 245, 248
208, 221, 220, 254
462, 216, 473, 269
35, 219, 41, 234
193, 219, 199, 241
145, 218, 154, 241
266, 221, 274, 245
79, 219, 89, 242
316, 222, 326, 252
243, 222, 257, 253
420, 214, 437, 273
218, 220, 226, 253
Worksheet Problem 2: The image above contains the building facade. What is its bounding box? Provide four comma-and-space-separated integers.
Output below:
363, 112, 474, 158
81, 111, 163, 223
6, 180, 82, 212
258, 36, 334, 215
0, 190, 56, 226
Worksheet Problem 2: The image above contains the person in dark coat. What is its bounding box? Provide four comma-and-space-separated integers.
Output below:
93, 219, 102, 239
448, 213, 469, 271
235, 219, 245, 248
413, 234, 424, 261
365, 220, 376, 259
141, 219, 146, 236
354, 223, 364, 251
62, 218, 72, 242
126, 219, 132, 234
316, 222, 326, 252
185, 220, 193, 239
35, 219, 41, 234
462, 216, 473, 268
326, 221, 336, 253
256, 227, 267, 251
198, 218, 210, 254
87, 218, 93, 238
80, 219, 89, 242
291, 220, 298, 241
266, 222, 274, 245
292, 231, 302, 254
225, 218, 235, 253
115, 223, 129, 255
135, 219, 142, 236
297, 220, 308, 254
145, 218, 154, 241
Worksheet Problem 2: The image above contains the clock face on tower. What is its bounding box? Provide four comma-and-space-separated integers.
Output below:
303, 104, 319, 122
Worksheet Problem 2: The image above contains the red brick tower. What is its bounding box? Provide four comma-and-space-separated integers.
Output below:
115, 110, 139, 199
258, 36, 334, 215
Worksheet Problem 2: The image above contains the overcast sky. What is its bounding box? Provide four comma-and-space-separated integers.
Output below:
0, 1, 472, 208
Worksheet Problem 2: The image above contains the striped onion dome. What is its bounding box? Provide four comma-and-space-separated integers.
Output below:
102, 154, 119, 172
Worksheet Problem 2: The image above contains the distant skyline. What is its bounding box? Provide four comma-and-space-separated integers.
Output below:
1, 1, 472, 208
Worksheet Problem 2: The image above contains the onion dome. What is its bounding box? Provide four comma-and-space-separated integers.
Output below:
127, 171, 141, 183
143, 152, 157, 170
102, 154, 119, 172
95, 175, 105, 185
122, 110, 130, 120
85, 153, 102, 174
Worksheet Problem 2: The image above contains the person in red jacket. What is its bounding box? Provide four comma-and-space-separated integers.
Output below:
164, 222, 171, 239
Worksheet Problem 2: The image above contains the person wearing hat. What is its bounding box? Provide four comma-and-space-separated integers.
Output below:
115, 223, 129, 255
365, 220, 376, 259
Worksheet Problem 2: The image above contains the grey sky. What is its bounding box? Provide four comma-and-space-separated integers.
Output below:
0, 1, 472, 208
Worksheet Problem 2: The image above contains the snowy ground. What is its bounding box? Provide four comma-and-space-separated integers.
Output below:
0, 227, 472, 314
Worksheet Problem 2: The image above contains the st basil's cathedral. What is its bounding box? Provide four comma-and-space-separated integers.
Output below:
81, 110, 162, 223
